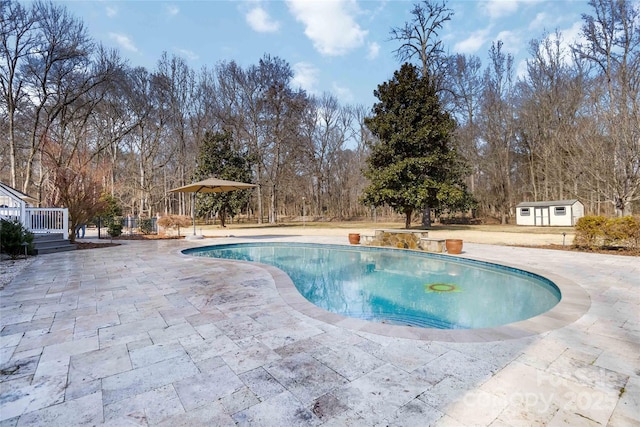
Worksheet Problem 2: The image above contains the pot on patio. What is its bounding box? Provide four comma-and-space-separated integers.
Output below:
348, 233, 361, 245
445, 239, 463, 254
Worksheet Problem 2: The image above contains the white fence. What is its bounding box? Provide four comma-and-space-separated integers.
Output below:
1, 207, 69, 240
0, 183, 69, 240
0, 206, 22, 220
25, 208, 69, 239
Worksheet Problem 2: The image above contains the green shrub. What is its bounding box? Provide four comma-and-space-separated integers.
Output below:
106, 219, 123, 237
139, 218, 154, 235
98, 193, 124, 238
575, 215, 640, 249
624, 216, 640, 249
606, 216, 640, 249
604, 217, 625, 246
574, 216, 607, 248
0, 219, 35, 258
99, 193, 123, 218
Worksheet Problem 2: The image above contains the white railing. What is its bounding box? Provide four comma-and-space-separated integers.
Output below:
24, 208, 69, 240
0, 206, 23, 221
1, 183, 69, 240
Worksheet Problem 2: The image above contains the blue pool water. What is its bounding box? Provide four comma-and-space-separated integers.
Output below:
185, 243, 561, 329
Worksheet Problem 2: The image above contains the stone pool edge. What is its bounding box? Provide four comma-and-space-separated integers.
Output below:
180, 243, 591, 343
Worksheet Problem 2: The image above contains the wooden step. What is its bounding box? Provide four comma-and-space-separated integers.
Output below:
32, 233, 76, 255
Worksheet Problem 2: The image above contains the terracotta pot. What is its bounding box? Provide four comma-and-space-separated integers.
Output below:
445, 239, 463, 254
348, 233, 361, 245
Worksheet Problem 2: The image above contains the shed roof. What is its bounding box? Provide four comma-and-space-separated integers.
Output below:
516, 199, 580, 208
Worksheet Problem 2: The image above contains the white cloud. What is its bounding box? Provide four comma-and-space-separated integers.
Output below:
246, 7, 280, 33
332, 82, 354, 103
367, 42, 380, 60
558, 21, 585, 47
540, 21, 586, 66
481, 0, 519, 19
176, 48, 199, 61
454, 29, 490, 54
528, 12, 548, 30
165, 5, 179, 16
528, 10, 568, 32
292, 62, 319, 94
105, 6, 117, 17
495, 30, 521, 53
108, 33, 138, 53
286, 0, 367, 56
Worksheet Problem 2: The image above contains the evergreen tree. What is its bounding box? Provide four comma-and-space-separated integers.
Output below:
362, 63, 472, 228
194, 131, 253, 227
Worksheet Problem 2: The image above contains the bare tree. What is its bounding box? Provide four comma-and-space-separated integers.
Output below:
447, 54, 483, 194
41, 139, 107, 242
18, 1, 98, 199
517, 33, 586, 203
118, 67, 167, 216
217, 61, 265, 220
91, 57, 138, 195
478, 41, 517, 223
157, 53, 197, 216
389, 0, 453, 90
0, 0, 37, 188
343, 104, 373, 218
301, 93, 352, 217
573, 0, 640, 215
257, 55, 309, 223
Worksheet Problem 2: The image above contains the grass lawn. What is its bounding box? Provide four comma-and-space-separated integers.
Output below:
194, 220, 576, 235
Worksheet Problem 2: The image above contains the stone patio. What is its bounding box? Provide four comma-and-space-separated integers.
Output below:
0, 235, 638, 426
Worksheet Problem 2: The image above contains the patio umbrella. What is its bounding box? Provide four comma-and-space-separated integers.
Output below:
168, 177, 256, 237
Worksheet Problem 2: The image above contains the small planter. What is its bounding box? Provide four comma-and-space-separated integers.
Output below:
348, 233, 361, 245
445, 239, 463, 254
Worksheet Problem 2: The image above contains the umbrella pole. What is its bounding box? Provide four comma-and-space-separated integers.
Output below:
193, 192, 197, 236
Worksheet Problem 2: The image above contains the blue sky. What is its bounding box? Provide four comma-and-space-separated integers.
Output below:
60, 0, 592, 108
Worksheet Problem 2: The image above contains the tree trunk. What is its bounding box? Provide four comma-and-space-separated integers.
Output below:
405, 210, 412, 229
220, 207, 227, 227
270, 184, 277, 224
421, 207, 431, 228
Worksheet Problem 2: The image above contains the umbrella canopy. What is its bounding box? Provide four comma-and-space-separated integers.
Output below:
168, 177, 256, 194
168, 177, 256, 237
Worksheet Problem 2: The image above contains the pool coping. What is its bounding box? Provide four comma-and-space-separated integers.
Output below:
181, 242, 591, 343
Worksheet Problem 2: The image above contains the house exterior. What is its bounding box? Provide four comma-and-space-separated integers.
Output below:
515, 199, 584, 226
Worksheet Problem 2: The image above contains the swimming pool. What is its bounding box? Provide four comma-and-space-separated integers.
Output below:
185, 243, 561, 329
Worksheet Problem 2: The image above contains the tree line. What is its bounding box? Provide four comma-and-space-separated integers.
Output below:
1, 0, 638, 228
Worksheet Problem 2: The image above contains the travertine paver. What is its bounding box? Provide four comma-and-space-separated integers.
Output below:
0, 235, 638, 426
264, 353, 349, 405
173, 365, 244, 410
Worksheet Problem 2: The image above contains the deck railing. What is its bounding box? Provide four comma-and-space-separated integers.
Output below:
24, 208, 69, 239
0, 206, 69, 240
1, 184, 69, 240
0, 206, 23, 221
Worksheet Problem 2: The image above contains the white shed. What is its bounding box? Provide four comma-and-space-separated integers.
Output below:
515, 199, 584, 226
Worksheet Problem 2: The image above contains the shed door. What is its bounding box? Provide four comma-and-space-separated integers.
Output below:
535, 207, 549, 226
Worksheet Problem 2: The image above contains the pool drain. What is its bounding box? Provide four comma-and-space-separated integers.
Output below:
425, 283, 461, 293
